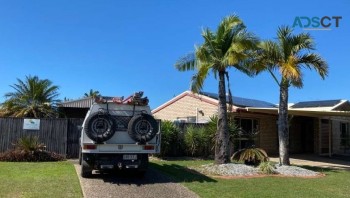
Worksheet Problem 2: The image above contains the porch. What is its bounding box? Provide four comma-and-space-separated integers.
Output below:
237, 107, 350, 157
270, 154, 350, 170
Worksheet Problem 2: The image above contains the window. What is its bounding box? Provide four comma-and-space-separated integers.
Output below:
234, 118, 259, 150
236, 118, 259, 135
340, 122, 350, 153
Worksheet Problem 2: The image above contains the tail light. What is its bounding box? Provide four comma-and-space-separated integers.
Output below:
83, 144, 97, 150
143, 145, 154, 150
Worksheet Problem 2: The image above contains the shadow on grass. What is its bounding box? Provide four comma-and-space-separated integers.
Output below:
297, 165, 340, 174
150, 162, 217, 183
157, 156, 213, 161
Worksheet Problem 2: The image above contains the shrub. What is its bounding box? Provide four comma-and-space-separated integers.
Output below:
258, 161, 277, 174
16, 136, 46, 153
158, 121, 183, 157
0, 136, 65, 162
206, 115, 239, 144
184, 125, 200, 156
231, 147, 269, 166
0, 150, 65, 162
204, 115, 239, 157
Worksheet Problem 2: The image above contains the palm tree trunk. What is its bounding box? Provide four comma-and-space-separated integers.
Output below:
215, 71, 230, 164
278, 82, 290, 165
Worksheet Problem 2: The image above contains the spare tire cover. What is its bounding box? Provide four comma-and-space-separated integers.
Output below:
128, 114, 159, 144
84, 112, 116, 143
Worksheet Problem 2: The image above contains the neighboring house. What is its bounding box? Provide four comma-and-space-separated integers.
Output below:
58, 97, 96, 118
57, 95, 135, 118
152, 91, 350, 157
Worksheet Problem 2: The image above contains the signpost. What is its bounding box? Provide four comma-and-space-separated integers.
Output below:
23, 119, 40, 130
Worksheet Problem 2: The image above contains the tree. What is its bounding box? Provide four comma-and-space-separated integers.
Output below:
84, 89, 100, 98
253, 26, 328, 165
175, 15, 258, 164
0, 75, 60, 118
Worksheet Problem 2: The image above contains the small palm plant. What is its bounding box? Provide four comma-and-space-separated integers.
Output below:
231, 147, 268, 166
16, 136, 46, 154
258, 161, 277, 174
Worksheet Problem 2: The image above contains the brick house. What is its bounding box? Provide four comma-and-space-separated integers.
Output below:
152, 91, 350, 157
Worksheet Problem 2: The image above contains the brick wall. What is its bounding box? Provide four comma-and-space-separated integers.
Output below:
256, 115, 278, 155
153, 94, 218, 122
234, 112, 278, 155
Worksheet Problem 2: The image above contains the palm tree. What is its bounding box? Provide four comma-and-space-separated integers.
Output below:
254, 26, 328, 165
84, 89, 100, 98
0, 75, 60, 118
175, 15, 258, 164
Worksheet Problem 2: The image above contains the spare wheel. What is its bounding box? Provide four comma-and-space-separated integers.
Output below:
84, 112, 116, 143
128, 114, 158, 144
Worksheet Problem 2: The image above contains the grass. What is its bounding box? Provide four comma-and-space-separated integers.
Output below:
150, 159, 350, 198
0, 161, 82, 198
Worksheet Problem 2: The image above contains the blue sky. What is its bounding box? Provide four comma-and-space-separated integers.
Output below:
0, 0, 349, 109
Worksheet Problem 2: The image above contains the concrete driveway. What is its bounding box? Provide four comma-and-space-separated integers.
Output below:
72, 161, 198, 198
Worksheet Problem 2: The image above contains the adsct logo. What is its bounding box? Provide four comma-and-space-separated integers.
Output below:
293, 16, 342, 30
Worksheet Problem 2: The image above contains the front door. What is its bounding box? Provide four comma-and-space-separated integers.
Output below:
320, 119, 331, 155
301, 118, 314, 153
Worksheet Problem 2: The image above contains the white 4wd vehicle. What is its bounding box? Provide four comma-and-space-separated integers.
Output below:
79, 92, 160, 178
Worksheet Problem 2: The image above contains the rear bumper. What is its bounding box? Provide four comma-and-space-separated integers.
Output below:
82, 143, 159, 154
82, 153, 148, 170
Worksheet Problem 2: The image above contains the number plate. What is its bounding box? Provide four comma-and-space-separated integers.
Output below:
123, 154, 137, 160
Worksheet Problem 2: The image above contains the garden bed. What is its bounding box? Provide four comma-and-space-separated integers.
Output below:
194, 163, 324, 179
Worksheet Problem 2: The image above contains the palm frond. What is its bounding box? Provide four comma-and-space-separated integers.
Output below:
290, 75, 304, 88
298, 53, 328, 79
190, 63, 210, 93
175, 53, 196, 71
280, 55, 302, 80
201, 28, 221, 59
1, 75, 60, 118
291, 32, 314, 52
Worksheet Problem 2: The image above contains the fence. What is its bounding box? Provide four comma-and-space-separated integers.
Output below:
0, 118, 83, 158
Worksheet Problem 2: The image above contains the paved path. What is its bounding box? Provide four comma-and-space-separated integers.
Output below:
270, 154, 350, 170
73, 162, 198, 198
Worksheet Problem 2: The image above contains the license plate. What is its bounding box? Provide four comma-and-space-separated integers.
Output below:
123, 154, 137, 160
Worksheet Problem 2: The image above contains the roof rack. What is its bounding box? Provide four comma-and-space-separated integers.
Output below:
94, 91, 149, 106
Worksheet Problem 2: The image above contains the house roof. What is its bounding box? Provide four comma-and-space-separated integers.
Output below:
239, 99, 350, 117
58, 96, 134, 108
152, 90, 350, 118
290, 99, 350, 111
291, 100, 343, 109
152, 91, 276, 114
239, 107, 350, 117
152, 91, 218, 114
58, 97, 95, 108
200, 91, 276, 108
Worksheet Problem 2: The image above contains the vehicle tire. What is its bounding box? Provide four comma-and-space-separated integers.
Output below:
81, 160, 92, 178
139, 154, 149, 170
78, 147, 82, 165
84, 112, 116, 143
127, 114, 159, 144
137, 154, 149, 177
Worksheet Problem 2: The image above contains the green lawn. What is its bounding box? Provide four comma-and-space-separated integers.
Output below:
0, 161, 82, 198
150, 159, 350, 198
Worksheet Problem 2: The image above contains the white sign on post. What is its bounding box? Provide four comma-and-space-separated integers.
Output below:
23, 119, 40, 130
